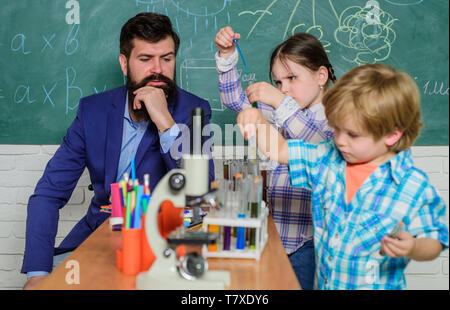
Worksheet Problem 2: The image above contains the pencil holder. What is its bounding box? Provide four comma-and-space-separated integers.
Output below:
140, 214, 156, 271
122, 227, 142, 275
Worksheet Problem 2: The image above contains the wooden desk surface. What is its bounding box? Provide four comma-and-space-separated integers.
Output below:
37, 216, 301, 290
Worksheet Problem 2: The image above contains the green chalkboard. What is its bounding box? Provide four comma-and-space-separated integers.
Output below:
1, 0, 448, 145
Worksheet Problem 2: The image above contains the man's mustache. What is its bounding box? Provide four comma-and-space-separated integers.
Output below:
127, 73, 177, 120
130, 74, 174, 92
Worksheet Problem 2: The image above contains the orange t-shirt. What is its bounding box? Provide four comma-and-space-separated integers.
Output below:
345, 163, 379, 204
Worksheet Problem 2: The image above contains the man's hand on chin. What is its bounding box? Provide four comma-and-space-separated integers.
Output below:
133, 86, 175, 132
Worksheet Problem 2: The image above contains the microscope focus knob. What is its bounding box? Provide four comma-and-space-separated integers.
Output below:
178, 253, 208, 280
169, 173, 185, 191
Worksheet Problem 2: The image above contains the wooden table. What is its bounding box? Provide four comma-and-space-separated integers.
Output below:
36, 216, 301, 290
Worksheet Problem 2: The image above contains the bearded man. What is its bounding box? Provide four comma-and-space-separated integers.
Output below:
22, 12, 213, 289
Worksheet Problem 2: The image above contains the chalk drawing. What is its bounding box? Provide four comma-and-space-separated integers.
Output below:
238, 10, 273, 17
168, 0, 228, 17
239, 0, 400, 63
333, 2, 397, 64
384, 0, 423, 6
180, 59, 234, 112
244, 0, 278, 39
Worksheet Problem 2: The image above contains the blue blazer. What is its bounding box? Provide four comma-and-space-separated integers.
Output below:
21, 85, 214, 273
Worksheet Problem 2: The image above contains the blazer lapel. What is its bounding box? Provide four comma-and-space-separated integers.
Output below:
134, 122, 159, 176
104, 87, 127, 194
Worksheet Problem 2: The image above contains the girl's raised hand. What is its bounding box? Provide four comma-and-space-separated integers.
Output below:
215, 26, 240, 58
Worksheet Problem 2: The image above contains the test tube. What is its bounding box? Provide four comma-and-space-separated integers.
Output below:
235, 175, 247, 250
207, 210, 219, 252
208, 179, 223, 252
208, 223, 219, 252
248, 135, 257, 165
190, 108, 204, 155
217, 179, 232, 251
229, 164, 238, 237
246, 155, 259, 177
223, 160, 230, 180
248, 176, 262, 250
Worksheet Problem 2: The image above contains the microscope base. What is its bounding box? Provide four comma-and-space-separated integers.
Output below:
136, 267, 230, 290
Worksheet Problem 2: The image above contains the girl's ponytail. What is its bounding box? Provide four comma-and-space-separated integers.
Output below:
325, 64, 337, 83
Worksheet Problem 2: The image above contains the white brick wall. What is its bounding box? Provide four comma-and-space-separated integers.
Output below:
0, 145, 93, 289
0, 145, 448, 289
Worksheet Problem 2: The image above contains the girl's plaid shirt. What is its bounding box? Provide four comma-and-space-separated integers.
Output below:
216, 52, 334, 253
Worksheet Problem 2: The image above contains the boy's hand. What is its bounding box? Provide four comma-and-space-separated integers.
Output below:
246, 82, 285, 109
237, 108, 290, 164
237, 108, 266, 140
215, 26, 240, 58
380, 231, 416, 258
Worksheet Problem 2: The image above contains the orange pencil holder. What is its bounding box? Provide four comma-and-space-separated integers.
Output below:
120, 227, 142, 276
140, 214, 156, 271
116, 200, 187, 275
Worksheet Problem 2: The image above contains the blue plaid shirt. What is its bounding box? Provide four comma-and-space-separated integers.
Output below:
288, 139, 449, 290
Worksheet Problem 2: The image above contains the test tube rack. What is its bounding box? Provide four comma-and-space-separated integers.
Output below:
201, 202, 268, 260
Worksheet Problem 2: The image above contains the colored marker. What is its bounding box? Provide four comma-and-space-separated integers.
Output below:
119, 180, 127, 206
125, 189, 132, 229
144, 174, 150, 195
142, 194, 150, 214
110, 183, 124, 231
233, 38, 249, 75
130, 158, 136, 185
133, 178, 139, 194
130, 189, 136, 227
133, 185, 144, 229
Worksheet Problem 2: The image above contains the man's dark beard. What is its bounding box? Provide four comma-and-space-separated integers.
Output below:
126, 73, 177, 120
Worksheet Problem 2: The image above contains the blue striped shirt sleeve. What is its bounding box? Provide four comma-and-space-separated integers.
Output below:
287, 139, 317, 190
409, 183, 449, 249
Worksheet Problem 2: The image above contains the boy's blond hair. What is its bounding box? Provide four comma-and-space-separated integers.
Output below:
323, 64, 423, 152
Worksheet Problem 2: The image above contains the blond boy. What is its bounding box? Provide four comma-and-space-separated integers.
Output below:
237, 64, 449, 289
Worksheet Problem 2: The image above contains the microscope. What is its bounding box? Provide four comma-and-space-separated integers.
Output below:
136, 108, 230, 290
